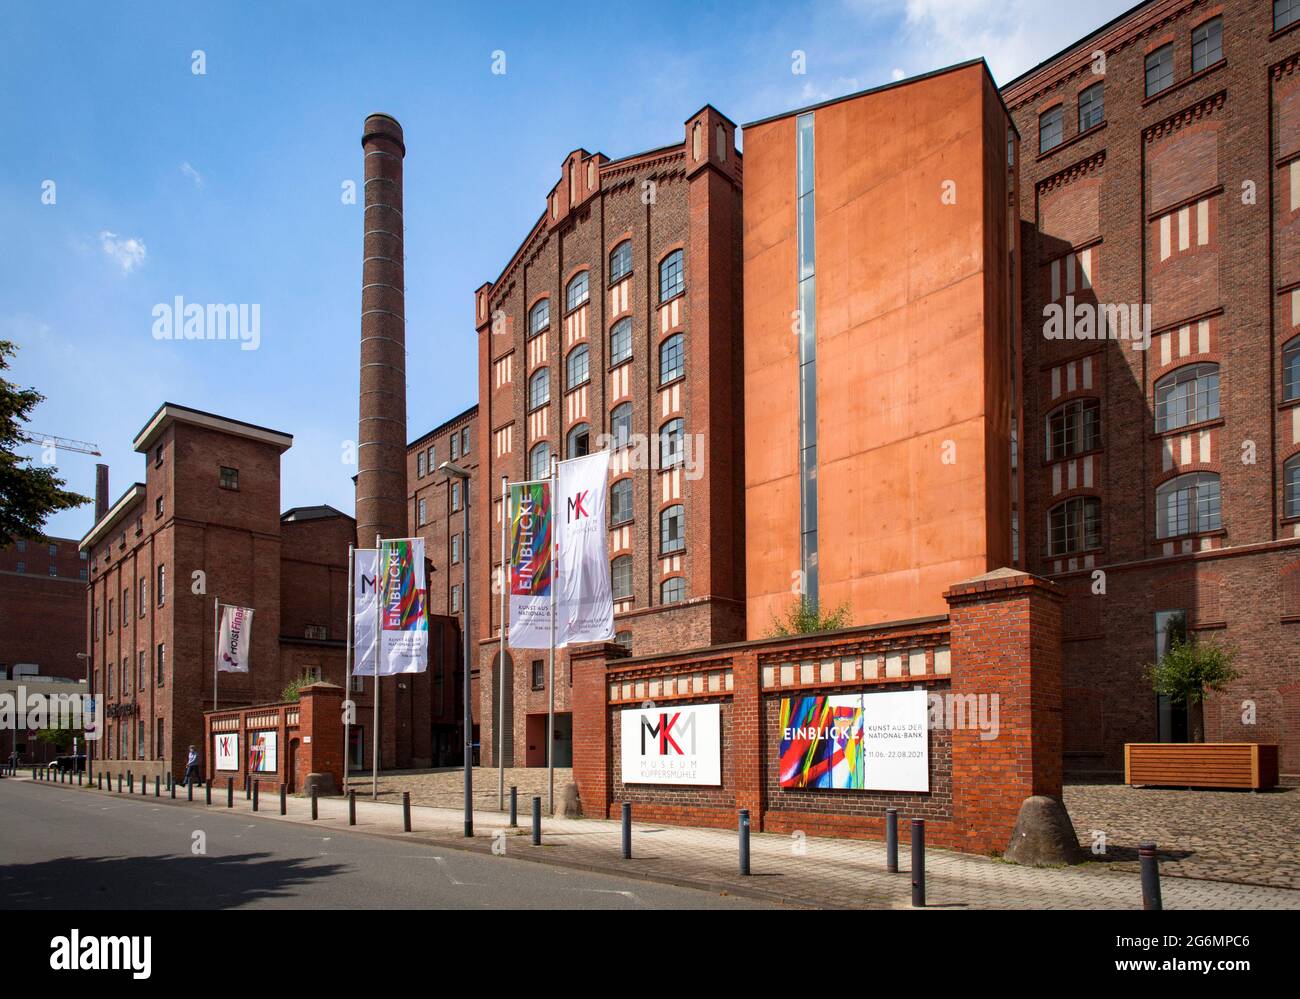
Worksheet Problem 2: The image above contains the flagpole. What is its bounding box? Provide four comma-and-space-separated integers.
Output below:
212, 598, 219, 712
548, 456, 557, 816
373, 532, 381, 800
498, 474, 507, 811
343, 544, 354, 797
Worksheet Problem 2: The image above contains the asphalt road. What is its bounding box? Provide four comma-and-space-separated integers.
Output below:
0, 779, 777, 910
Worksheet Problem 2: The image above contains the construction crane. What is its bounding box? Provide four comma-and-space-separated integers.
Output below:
18, 432, 102, 457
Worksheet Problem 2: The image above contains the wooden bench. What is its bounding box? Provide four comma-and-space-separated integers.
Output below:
1125, 743, 1279, 791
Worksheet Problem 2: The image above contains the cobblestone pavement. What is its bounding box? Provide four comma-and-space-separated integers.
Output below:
342, 767, 573, 811
1064, 782, 1300, 890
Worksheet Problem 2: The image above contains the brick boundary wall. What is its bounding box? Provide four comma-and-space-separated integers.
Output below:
572, 569, 1065, 855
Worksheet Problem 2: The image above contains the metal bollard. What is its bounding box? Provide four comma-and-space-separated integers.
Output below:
205, 781, 211, 805
170, 777, 175, 799
621, 802, 632, 860
348, 790, 356, 826
98, 772, 103, 790
311, 783, 318, 820
154, 776, 160, 798
280, 783, 286, 816
252, 780, 259, 812
886, 808, 899, 873
1139, 842, 1162, 911
402, 791, 411, 832
245, 775, 251, 800
739, 809, 751, 876
226, 777, 233, 808
117, 774, 123, 793
531, 795, 541, 845
128, 771, 133, 794
509, 785, 518, 827
187, 780, 192, 802
78, 770, 83, 786
911, 819, 926, 907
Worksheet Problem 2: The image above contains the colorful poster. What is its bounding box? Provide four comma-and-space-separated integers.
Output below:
556, 450, 614, 646
215, 732, 239, 771
377, 539, 428, 674
249, 730, 277, 773
351, 549, 378, 676
620, 704, 721, 785
507, 481, 553, 649
216, 605, 254, 673
779, 688, 929, 792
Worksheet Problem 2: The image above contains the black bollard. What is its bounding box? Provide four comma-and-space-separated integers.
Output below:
531, 795, 541, 845
252, 780, 259, 812
739, 809, 751, 876
311, 783, 318, 820
1139, 842, 1162, 911
226, 777, 233, 808
205, 781, 211, 805
78, 770, 83, 786
886, 808, 899, 873
245, 775, 251, 800
154, 776, 159, 797
128, 771, 133, 794
117, 773, 123, 793
348, 790, 356, 826
403, 791, 411, 832
280, 783, 286, 816
98, 772, 103, 790
509, 785, 518, 827
170, 776, 175, 798
911, 819, 926, 908
187, 780, 193, 802
621, 802, 632, 860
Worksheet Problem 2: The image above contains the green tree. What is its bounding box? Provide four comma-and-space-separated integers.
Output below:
34, 728, 74, 753
281, 675, 311, 703
1147, 636, 1240, 743
767, 596, 851, 638
0, 341, 90, 547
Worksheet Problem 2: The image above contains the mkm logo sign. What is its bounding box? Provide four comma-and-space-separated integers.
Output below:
640, 711, 697, 756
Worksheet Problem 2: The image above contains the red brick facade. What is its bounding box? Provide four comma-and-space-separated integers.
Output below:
0, 535, 86, 685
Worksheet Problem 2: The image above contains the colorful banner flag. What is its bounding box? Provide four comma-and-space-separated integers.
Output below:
556, 450, 614, 646
351, 549, 379, 676
508, 481, 553, 649
216, 605, 254, 673
377, 538, 428, 674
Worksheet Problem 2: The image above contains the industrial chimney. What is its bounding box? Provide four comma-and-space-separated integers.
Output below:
94, 463, 109, 521
356, 114, 409, 550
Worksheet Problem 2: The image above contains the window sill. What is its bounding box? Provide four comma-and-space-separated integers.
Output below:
1271, 20, 1300, 43
565, 378, 590, 394
1035, 120, 1107, 163
608, 357, 632, 374
1042, 446, 1104, 469
659, 375, 685, 392
1140, 59, 1224, 108
1151, 416, 1224, 440
1156, 527, 1226, 545
563, 300, 590, 318
660, 547, 687, 559
607, 273, 632, 289
658, 290, 686, 311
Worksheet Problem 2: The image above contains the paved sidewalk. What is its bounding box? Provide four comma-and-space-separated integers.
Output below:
17, 773, 1300, 910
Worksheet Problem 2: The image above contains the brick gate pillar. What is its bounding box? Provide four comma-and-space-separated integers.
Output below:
944, 568, 1064, 855
570, 642, 627, 819
297, 682, 344, 794
730, 648, 763, 825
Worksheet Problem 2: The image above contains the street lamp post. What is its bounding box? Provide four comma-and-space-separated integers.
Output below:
76, 651, 91, 779
439, 460, 473, 838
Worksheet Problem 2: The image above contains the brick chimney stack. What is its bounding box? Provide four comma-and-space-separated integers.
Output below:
94, 463, 109, 521
356, 113, 409, 550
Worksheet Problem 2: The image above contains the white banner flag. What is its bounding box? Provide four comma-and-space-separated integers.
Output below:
556, 450, 614, 646
216, 605, 254, 673
351, 549, 379, 676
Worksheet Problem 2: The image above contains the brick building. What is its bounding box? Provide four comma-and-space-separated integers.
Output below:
81, 403, 352, 784
470, 106, 747, 768
0, 533, 88, 683
1003, 0, 1300, 773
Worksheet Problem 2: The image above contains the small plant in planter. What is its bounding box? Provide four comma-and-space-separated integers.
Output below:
1146, 636, 1239, 743
281, 676, 312, 703
767, 596, 851, 638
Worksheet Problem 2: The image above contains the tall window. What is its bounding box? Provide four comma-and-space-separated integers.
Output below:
139, 578, 147, 616
1191, 17, 1222, 73
528, 368, 550, 411
528, 299, 550, 337
137, 721, 145, 760
426, 445, 435, 471
123, 587, 130, 624
610, 402, 633, 449
107, 661, 113, 697
661, 577, 686, 605
566, 423, 591, 458
1155, 363, 1219, 432
1146, 44, 1174, 96
157, 719, 165, 759
140, 649, 148, 688
1048, 497, 1101, 556
610, 317, 632, 365
1156, 472, 1221, 538
659, 334, 684, 384
1286, 455, 1300, 520
566, 271, 589, 312
107, 599, 114, 634
1285, 337, 1300, 400
614, 631, 632, 653
659, 249, 684, 303
451, 533, 461, 564
1279, 0, 1300, 32
566, 344, 590, 389
531, 659, 545, 690
450, 431, 459, 460
461, 427, 469, 455
611, 555, 633, 601
417, 451, 426, 477
1078, 83, 1104, 131
157, 564, 165, 606
417, 498, 427, 526
660, 504, 685, 554
451, 585, 461, 612
451, 481, 461, 512
1039, 105, 1063, 153
660, 418, 685, 467
610, 478, 633, 525
609, 240, 632, 283
1046, 399, 1101, 460
529, 442, 551, 481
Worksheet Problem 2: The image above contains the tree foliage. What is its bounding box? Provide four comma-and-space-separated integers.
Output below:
1147, 636, 1239, 706
767, 596, 851, 638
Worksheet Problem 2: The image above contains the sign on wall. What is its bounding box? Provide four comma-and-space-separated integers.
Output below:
779, 688, 928, 792
249, 730, 277, 773
620, 703, 721, 786
215, 732, 239, 772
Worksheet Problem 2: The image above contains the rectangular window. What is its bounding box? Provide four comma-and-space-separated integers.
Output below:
1048, 498, 1101, 556
451, 533, 461, 564
155, 496, 164, 518
156, 644, 165, 686
450, 433, 459, 461
426, 446, 435, 472
137, 721, 145, 760
451, 482, 461, 512
107, 599, 114, 634
1146, 44, 1174, 97
157, 720, 165, 760
461, 427, 469, 455
1078, 83, 1104, 132
138, 650, 146, 688
157, 565, 165, 606
795, 111, 819, 611
417, 451, 426, 478
123, 588, 130, 624
15, 561, 24, 574
417, 498, 427, 526
1191, 17, 1222, 73
155, 444, 164, 466
139, 579, 147, 616
1279, 0, 1300, 32
451, 585, 461, 612
48, 563, 57, 576
48, 543, 57, 557
531, 659, 545, 691
219, 466, 239, 490
1039, 106, 1063, 153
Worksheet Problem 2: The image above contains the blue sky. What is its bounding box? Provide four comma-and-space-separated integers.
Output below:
1, 0, 1134, 540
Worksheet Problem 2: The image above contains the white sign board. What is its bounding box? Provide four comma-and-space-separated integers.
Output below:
620, 703, 721, 786
214, 732, 239, 772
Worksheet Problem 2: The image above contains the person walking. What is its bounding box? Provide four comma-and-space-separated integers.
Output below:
182, 745, 200, 787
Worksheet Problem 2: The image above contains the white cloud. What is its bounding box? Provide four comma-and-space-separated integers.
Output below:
891, 68, 906, 81
98, 231, 147, 274
180, 161, 204, 188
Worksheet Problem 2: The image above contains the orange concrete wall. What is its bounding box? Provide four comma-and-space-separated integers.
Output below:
743, 64, 1016, 637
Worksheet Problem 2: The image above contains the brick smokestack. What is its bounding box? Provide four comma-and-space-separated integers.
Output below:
356, 114, 408, 549
94, 463, 109, 521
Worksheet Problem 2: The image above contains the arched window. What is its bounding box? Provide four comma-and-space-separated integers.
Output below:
566, 271, 589, 312
610, 478, 633, 525
566, 423, 590, 458
614, 630, 633, 653
566, 344, 590, 389
609, 241, 632, 283
1156, 472, 1221, 538
528, 368, 549, 411
1154, 363, 1219, 433
529, 442, 551, 481
610, 402, 633, 449
1287, 455, 1300, 520
659, 249, 684, 303
610, 317, 633, 365
528, 299, 550, 337
1284, 336, 1300, 401
659, 334, 684, 384
660, 418, 684, 467
1046, 398, 1101, 460
660, 504, 685, 554
1047, 497, 1101, 556
611, 556, 633, 601
661, 577, 686, 605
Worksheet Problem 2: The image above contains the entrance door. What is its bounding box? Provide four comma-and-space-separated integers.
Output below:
288, 738, 299, 793
525, 715, 547, 767
551, 712, 573, 767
